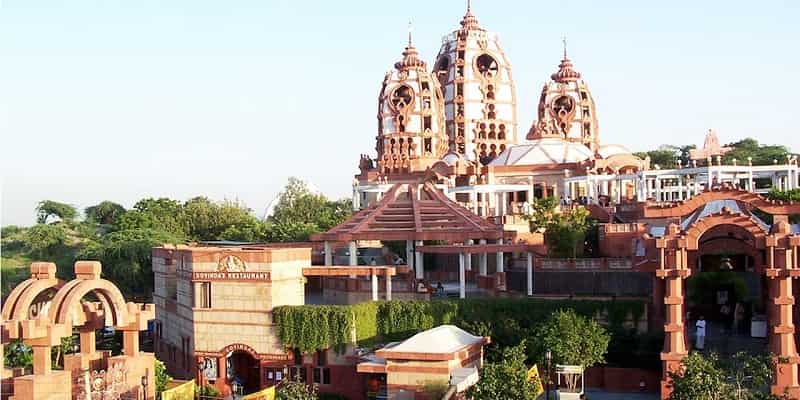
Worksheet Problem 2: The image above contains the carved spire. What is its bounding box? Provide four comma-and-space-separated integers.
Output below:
460, 0, 482, 30
551, 39, 582, 83
395, 22, 426, 71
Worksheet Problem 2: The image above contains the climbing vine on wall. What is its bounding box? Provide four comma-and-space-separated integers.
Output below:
272, 298, 645, 356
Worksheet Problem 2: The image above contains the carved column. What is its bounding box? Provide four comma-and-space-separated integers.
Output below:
765, 234, 800, 397
657, 236, 690, 399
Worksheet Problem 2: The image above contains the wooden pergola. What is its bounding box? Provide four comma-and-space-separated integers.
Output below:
311, 182, 539, 298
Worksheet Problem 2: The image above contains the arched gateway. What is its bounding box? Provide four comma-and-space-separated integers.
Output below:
1, 261, 155, 400
643, 190, 800, 398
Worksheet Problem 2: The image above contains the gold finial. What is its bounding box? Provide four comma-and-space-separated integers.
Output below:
562, 36, 568, 59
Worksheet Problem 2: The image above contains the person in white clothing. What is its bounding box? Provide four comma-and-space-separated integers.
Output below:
695, 315, 706, 350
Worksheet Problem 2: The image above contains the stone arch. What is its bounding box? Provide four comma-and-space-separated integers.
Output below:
643, 188, 800, 219
1, 262, 63, 321
49, 279, 130, 328
684, 212, 767, 251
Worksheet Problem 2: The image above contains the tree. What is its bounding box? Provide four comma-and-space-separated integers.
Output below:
525, 196, 559, 232
4, 339, 32, 372
669, 351, 776, 400
267, 178, 352, 242
84, 201, 126, 225
155, 359, 172, 397
276, 377, 318, 400
51, 334, 75, 369
544, 206, 592, 258
23, 223, 68, 258
533, 309, 609, 367
723, 138, 793, 166
469, 342, 541, 400
77, 228, 183, 296
115, 198, 187, 237
182, 197, 258, 241
36, 200, 77, 224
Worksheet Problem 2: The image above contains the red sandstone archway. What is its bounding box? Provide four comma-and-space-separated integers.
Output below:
649, 209, 800, 399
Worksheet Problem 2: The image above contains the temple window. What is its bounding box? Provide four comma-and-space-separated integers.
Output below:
421, 81, 430, 91
476, 54, 499, 78
583, 123, 591, 136
424, 116, 432, 130
390, 85, 413, 110
424, 138, 432, 153
581, 91, 588, 100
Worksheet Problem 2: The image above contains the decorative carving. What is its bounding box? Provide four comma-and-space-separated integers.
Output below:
217, 255, 246, 272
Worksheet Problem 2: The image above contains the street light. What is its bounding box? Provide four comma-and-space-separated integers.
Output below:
141, 370, 149, 400
545, 349, 552, 400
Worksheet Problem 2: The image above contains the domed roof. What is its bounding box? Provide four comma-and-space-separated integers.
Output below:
489, 138, 593, 166
597, 143, 632, 159
442, 151, 463, 166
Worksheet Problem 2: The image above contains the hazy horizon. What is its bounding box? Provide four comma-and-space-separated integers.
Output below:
3, 0, 799, 226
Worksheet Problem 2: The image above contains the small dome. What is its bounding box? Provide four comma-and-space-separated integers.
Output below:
442, 151, 462, 166
490, 138, 593, 166
597, 144, 632, 159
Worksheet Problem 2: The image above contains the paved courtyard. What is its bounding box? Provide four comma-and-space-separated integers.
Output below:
539, 390, 659, 400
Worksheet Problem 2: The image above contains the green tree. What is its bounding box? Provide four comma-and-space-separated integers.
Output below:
633, 146, 681, 168
220, 219, 271, 242
525, 196, 559, 232
468, 342, 541, 400
78, 228, 183, 296
669, 351, 776, 400
36, 200, 77, 224
268, 178, 351, 242
669, 352, 727, 400
544, 207, 592, 258
4, 339, 33, 372
533, 309, 609, 367
723, 138, 794, 166
23, 223, 68, 258
154, 359, 172, 397
276, 376, 318, 400
116, 198, 187, 237
183, 197, 258, 240
84, 201, 126, 225
51, 334, 75, 369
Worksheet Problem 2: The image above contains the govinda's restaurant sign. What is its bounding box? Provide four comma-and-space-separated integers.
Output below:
191, 255, 271, 281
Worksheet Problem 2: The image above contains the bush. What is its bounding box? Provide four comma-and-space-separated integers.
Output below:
421, 380, 449, 400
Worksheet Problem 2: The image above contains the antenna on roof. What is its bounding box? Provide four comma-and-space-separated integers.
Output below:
407, 19, 413, 47
562, 36, 568, 59
467, 0, 472, 12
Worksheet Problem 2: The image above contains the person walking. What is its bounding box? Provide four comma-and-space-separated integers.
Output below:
695, 315, 707, 350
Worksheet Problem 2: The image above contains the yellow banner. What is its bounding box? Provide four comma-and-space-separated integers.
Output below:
162, 379, 195, 400
527, 365, 544, 397
241, 386, 276, 400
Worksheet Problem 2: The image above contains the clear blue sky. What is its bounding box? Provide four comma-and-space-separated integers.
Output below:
2, 0, 798, 226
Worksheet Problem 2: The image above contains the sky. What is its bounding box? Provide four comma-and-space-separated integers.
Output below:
1, 0, 799, 226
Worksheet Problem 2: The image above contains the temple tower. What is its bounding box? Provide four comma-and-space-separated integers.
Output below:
528, 43, 600, 153
432, 3, 517, 165
376, 32, 448, 176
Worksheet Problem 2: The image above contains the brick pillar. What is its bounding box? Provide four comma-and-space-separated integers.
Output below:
656, 238, 690, 400
123, 330, 139, 357
80, 328, 96, 354
32, 345, 51, 375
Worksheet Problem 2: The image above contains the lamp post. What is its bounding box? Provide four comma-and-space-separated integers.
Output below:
545, 349, 552, 400
141, 371, 149, 400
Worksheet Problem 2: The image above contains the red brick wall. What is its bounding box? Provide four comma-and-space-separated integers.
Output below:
585, 366, 660, 393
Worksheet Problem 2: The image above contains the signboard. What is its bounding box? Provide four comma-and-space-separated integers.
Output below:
162, 379, 195, 400
191, 271, 271, 282
527, 365, 544, 397
241, 386, 276, 400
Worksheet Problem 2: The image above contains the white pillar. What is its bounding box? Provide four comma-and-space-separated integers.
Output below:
465, 240, 473, 271
386, 275, 392, 301
352, 187, 360, 210
526, 252, 533, 296
495, 240, 504, 274
406, 240, 414, 270
371, 273, 378, 301
479, 239, 488, 275
459, 253, 466, 299
654, 177, 661, 202
324, 241, 333, 266
348, 241, 357, 279
677, 176, 683, 201
414, 240, 424, 280
348, 241, 357, 265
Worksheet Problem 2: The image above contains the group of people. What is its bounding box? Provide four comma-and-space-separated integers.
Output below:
691, 301, 748, 351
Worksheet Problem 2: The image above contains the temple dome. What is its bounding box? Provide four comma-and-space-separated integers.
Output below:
597, 143, 632, 159
489, 138, 593, 166
376, 36, 448, 175
528, 46, 599, 153
431, 4, 518, 164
